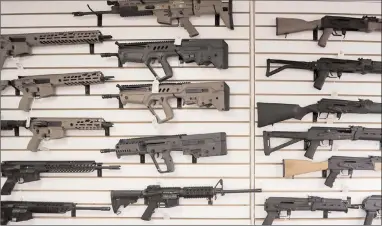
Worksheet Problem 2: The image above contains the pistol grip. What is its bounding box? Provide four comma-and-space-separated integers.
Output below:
18, 95, 34, 112
1, 178, 17, 195
318, 28, 333, 47
304, 140, 320, 159
179, 17, 199, 37
27, 135, 43, 152
150, 150, 174, 173
325, 170, 340, 188
141, 201, 158, 221
146, 56, 173, 82
364, 211, 376, 225
263, 212, 278, 225
313, 70, 329, 90
148, 97, 174, 124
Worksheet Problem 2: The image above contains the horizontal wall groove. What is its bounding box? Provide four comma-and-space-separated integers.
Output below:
1, 25, 250, 29
38, 176, 251, 179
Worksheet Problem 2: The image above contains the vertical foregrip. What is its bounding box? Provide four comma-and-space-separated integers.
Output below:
1, 178, 17, 195
263, 212, 278, 225
27, 135, 43, 152
304, 140, 320, 159
141, 201, 158, 221
324, 170, 340, 188
364, 211, 375, 225
318, 28, 333, 47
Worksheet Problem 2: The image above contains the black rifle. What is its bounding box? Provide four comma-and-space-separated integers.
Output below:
283, 156, 381, 187
111, 179, 262, 221
100, 40, 228, 81
257, 98, 381, 127
1, 120, 27, 136
266, 58, 381, 90
276, 16, 381, 47
1, 161, 121, 195
1, 201, 110, 225
263, 196, 359, 225
263, 126, 382, 159
360, 195, 382, 225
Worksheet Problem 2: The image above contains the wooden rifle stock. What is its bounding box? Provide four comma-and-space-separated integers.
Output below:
283, 159, 328, 177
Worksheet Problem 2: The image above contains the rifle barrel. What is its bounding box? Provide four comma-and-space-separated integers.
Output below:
75, 206, 111, 211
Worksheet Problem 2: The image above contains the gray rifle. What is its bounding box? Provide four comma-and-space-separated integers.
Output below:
263, 126, 382, 159
73, 0, 234, 37
0, 30, 112, 71
1, 118, 113, 151
101, 132, 227, 173
361, 195, 382, 225
101, 40, 229, 81
276, 16, 381, 47
283, 156, 381, 187
102, 82, 230, 123
263, 196, 359, 225
10, 71, 113, 112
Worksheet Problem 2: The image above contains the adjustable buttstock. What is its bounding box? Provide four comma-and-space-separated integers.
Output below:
276, 18, 320, 35
283, 159, 329, 178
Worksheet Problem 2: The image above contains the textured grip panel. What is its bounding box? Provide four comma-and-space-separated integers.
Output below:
182, 187, 214, 198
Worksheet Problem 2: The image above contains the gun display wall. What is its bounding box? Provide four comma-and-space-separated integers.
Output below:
0, 0, 381, 225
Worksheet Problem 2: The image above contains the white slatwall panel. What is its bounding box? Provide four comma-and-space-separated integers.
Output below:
1, 0, 381, 225
0, 0, 253, 225
254, 1, 381, 225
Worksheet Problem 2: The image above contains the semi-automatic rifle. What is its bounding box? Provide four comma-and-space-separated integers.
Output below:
1, 161, 121, 195
9, 71, 113, 112
0, 118, 113, 151
0, 30, 112, 71
257, 98, 381, 127
266, 58, 381, 90
100, 40, 229, 81
1, 201, 110, 225
73, 0, 234, 37
111, 179, 261, 221
360, 195, 381, 225
263, 126, 382, 159
102, 82, 230, 123
101, 132, 227, 173
263, 196, 359, 225
283, 156, 381, 187
276, 15, 381, 47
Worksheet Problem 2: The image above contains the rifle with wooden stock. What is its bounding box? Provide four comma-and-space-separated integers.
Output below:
283, 156, 381, 188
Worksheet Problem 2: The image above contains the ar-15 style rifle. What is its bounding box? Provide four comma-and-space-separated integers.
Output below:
0, 118, 113, 151
1, 161, 121, 195
73, 0, 234, 37
111, 179, 261, 221
9, 71, 113, 112
0, 30, 112, 71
